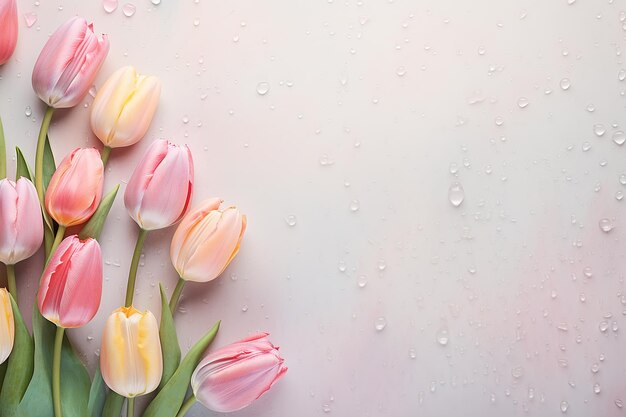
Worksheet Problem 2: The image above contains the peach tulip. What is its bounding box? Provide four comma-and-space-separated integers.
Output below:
100, 306, 162, 398
32, 17, 109, 108
191, 333, 287, 413
45, 148, 104, 227
91, 66, 161, 148
124, 139, 193, 231
0, 178, 43, 265
170, 198, 246, 283
37, 235, 102, 328
0, 0, 18, 65
0, 289, 14, 364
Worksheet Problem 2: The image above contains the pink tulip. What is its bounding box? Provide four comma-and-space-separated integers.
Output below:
37, 235, 102, 328
191, 333, 287, 413
0, 178, 43, 265
124, 139, 193, 230
0, 0, 18, 65
32, 17, 109, 108
45, 148, 104, 227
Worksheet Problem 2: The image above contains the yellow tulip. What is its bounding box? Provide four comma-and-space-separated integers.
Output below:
90, 66, 161, 148
0, 288, 14, 364
100, 306, 162, 398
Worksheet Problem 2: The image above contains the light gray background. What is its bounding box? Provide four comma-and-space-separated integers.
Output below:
1, 0, 626, 415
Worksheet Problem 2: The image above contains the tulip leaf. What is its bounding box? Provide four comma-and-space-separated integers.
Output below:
59, 333, 90, 417
79, 184, 120, 241
143, 321, 220, 417
101, 392, 124, 417
15, 147, 34, 181
88, 366, 107, 417
43, 134, 55, 192
0, 116, 6, 180
0, 295, 34, 417
16, 306, 55, 417
158, 283, 181, 390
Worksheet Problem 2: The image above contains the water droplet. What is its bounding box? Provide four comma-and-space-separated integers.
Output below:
583, 266, 593, 278
349, 200, 360, 212
560, 78, 571, 90
599, 321, 609, 332
593, 124, 606, 136
593, 383, 601, 394
182, 115, 189, 124
511, 366, 524, 379
357, 275, 367, 288
122, 3, 136, 17
560, 401, 568, 413
319, 154, 335, 166
599, 218, 614, 232
616, 190, 624, 201
436, 327, 449, 346
395, 66, 406, 77
241, 304, 248, 312
620, 174, 626, 185
24, 106, 32, 117
284, 215, 297, 227
448, 182, 464, 207
449, 162, 459, 174
616, 399, 624, 409
408, 348, 416, 359
591, 362, 600, 373
23, 12, 37, 27
557, 358, 569, 368
377, 259, 386, 271
256, 82, 270, 95
586, 104, 595, 113
582, 141, 592, 152
612, 130, 625, 145
102, 0, 118, 13
193, 19, 200, 27
494, 116, 504, 126
89, 85, 97, 98
151, 0, 161, 4
374, 317, 387, 331
337, 260, 347, 273
321, 404, 331, 413
517, 97, 529, 108
620, 69, 626, 81
477, 46, 486, 55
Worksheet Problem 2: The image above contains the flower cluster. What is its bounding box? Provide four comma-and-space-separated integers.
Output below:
0, 6, 286, 417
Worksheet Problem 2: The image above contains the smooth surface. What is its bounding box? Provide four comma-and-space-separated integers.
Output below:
1, 0, 626, 416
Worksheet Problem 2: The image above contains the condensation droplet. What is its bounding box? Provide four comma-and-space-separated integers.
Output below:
408, 348, 417, 359
256, 82, 270, 95
560, 401, 568, 413
593, 124, 606, 136
122, 3, 136, 17
357, 275, 367, 288
284, 215, 297, 227
436, 327, 449, 346
24, 106, 32, 117
374, 317, 387, 331
23, 12, 37, 27
448, 182, 464, 207
616, 190, 624, 201
349, 200, 360, 212
395, 66, 407, 77
612, 130, 625, 146
593, 383, 601, 394
560, 78, 571, 90
102, 0, 118, 13
599, 218, 614, 232
151, 0, 161, 4
511, 366, 524, 379
517, 97, 529, 108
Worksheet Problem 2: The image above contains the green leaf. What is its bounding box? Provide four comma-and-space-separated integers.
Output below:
59, 333, 90, 417
142, 321, 220, 417
15, 147, 33, 181
0, 362, 7, 393
158, 283, 181, 390
42, 134, 55, 192
16, 306, 55, 417
0, 116, 6, 179
0, 295, 34, 417
101, 392, 124, 417
88, 367, 107, 417
79, 185, 120, 241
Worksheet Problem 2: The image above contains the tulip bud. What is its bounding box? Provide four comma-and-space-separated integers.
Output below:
0, 178, 43, 265
100, 306, 162, 398
45, 148, 104, 227
170, 198, 246, 283
37, 235, 102, 328
124, 139, 193, 230
191, 333, 287, 413
0, 0, 18, 66
91, 66, 161, 149
0, 289, 14, 364
32, 17, 109, 108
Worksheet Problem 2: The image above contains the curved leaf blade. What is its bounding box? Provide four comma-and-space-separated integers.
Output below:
158, 283, 181, 390
101, 392, 124, 417
79, 184, 119, 241
15, 147, 34, 181
88, 366, 107, 417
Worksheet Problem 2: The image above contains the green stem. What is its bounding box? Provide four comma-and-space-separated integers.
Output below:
126, 397, 134, 417
48, 225, 66, 261
0, 116, 6, 179
100, 146, 112, 167
35, 106, 55, 206
169, 277, 186, 315
53, 326, 64, 417
5, 264, 16, 301
125, 229, 148, 307
176, 395, 197, 417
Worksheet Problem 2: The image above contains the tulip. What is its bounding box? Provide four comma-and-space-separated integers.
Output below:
100, 306, 162, 398
0, 178, 43, 265
0, 289, 14, 365
124, 139, 193, 231
37, 235, 102, 328
0, 0, 18, 66
91, 66, 161, 151
187, 333, 287, 414
45, 148, 104, 228
32, 17, 109, 109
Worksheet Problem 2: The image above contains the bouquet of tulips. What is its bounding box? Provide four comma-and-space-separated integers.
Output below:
0, 6, 286, 417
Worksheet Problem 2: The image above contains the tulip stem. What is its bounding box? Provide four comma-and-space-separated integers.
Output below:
169, 277, 186, 315
125, 229, 148, 307
35, 106, 55, 206
53, 326, 64, 417
100, 146, 112, 167
176, 395, 197, 417
49, 225, 66, 261
5, 264, 16, 301
126, 397, 135, 417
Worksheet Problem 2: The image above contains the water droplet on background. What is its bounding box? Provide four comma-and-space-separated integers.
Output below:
613, 130, 625, 145
24, 106, 32, 117
599, 218, 614, 232
395, 66, 407, 77
560, 78, 571, 90
151, 0, 161, 4
448, 182, 465, 207
560, 401, 568, 413
349, 200, 360, 212
357, 275, 367, 288
102, 0, 118, 13
436, 327, 449, 345
284, 215, 297, 227
374, 317, 387, 331
593, 124, 606, 136
511, 366, 524, 379
122, 3, 136, 17
256, 82, 270, 95
23, 12, 37, 27
517, 97, 529, 108
593, 383, 601, 394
